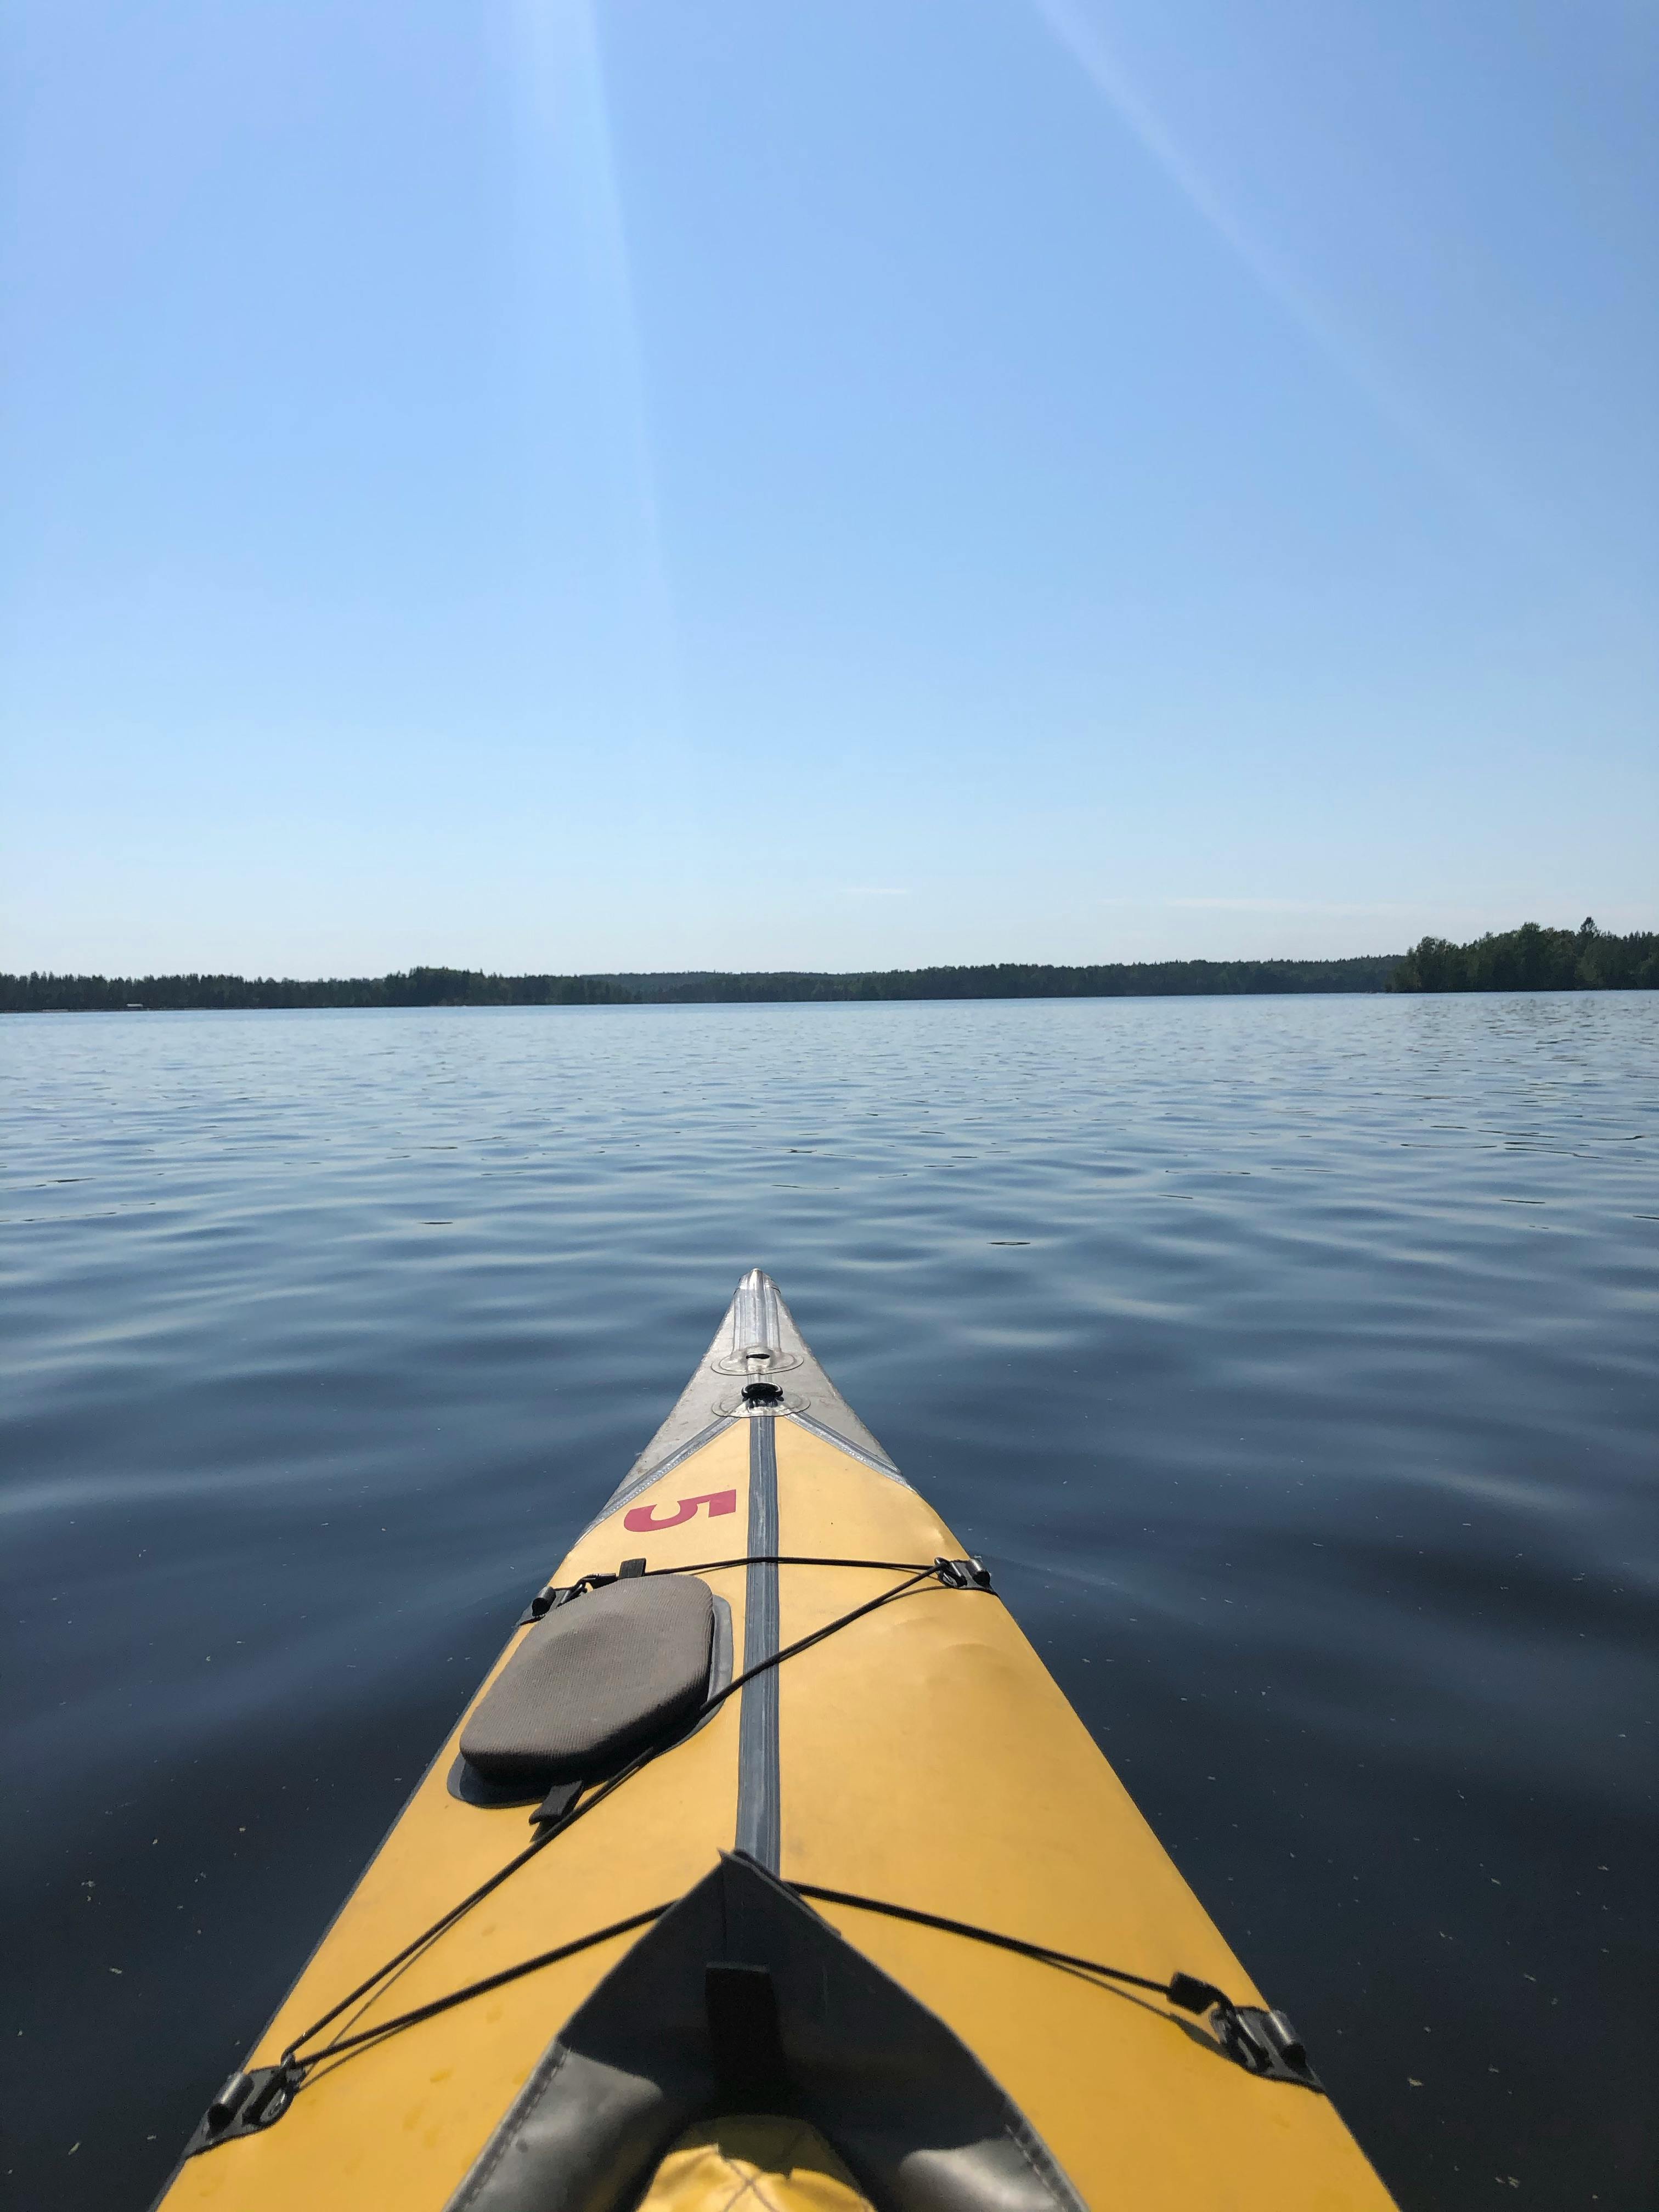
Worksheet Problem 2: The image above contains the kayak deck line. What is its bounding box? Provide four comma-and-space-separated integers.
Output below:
262, 1565, 983, 2080
183, 1848, 1323, 2162
520, 1551, 994, 1622
786, 1881, 1323, 2087
179, 1544, 1323, 2163
178, 1561, 988, 2158
153, 1269, 1400, 2212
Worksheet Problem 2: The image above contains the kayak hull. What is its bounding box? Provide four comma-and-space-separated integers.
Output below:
154, 1274, 1395, 2211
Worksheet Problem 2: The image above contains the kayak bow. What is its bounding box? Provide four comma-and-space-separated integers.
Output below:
153, 1269, 1395, 2211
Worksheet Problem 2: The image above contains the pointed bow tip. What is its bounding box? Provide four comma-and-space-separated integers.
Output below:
591, 1269, 905, 1527
727, 1269, 787, 1357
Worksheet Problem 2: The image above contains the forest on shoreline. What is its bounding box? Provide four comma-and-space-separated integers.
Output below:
4, 955, 1396, 1011
1387, 919, 1657, 992
3, 923, 1654, 1012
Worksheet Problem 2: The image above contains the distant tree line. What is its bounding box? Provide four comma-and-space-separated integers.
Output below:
1389, 920, 1658, 992
2, 956, 1401, 1013
0, 968, 635, 1013
5, 929, 1652, 1013
617, 957, 1402, 1002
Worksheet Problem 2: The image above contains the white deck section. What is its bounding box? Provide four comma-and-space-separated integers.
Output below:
599, 1269, 902, 1520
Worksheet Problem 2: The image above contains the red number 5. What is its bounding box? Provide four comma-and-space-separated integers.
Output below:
623, 1487, 738, 1533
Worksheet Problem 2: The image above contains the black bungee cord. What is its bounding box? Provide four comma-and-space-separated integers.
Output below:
190, 1551, 1318, 2147
279, 1559, 953, 2075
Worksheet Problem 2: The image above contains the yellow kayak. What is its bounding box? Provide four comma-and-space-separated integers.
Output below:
154, 1271, 1396, 2212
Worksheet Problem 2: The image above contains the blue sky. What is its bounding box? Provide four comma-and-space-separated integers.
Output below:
3, 0, 1654, 975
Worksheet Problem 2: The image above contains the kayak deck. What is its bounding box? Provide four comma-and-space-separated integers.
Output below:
155, 1272, 1395, 2211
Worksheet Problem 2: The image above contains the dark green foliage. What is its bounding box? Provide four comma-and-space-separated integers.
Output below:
611, 957, 1402, 1002
1, 957, 1402, 1013
1389, 919, 1658, 992
0, 969, 636, 1013
7, 929, 1651, 1011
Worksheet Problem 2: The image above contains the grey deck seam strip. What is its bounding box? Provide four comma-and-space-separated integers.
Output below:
735, 1414, 781, 1873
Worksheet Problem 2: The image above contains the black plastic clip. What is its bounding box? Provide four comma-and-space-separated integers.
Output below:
934, 1555, 995, 1592
529, 1777, 584, 1829
183, 2059, 304, 2157
1167, 1972, 1226, 2015
1167, 1974, 1321, 2089
517, 1583, 579, 1627
1215, 2005, 1323, 2090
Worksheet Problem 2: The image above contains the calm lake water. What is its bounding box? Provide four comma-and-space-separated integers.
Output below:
2, 995, 1655, 2209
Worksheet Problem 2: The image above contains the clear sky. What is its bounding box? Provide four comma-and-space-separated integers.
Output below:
3, 0, 1655, 975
